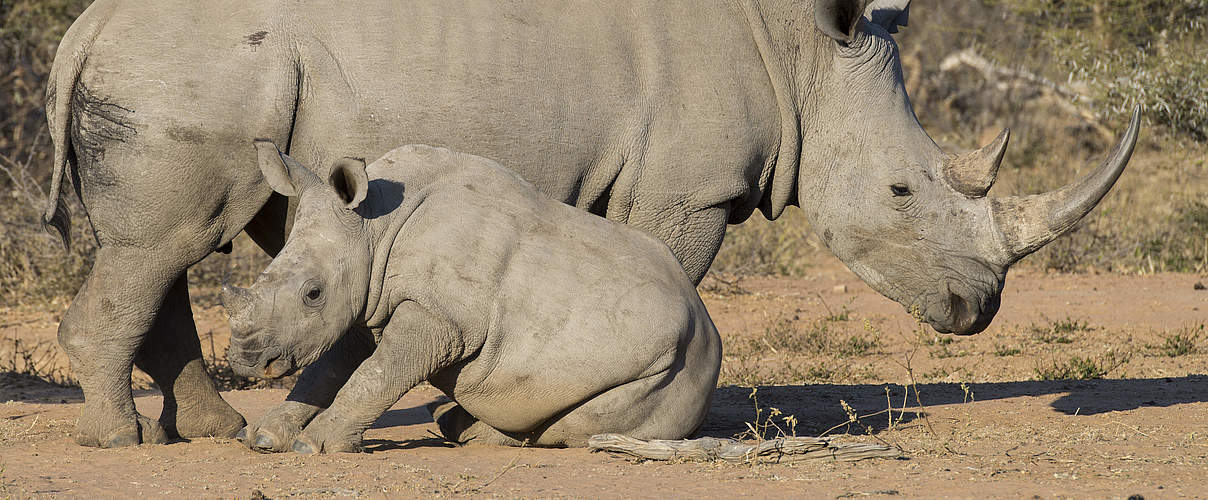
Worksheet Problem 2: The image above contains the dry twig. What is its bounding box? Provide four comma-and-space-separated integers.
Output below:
588, 434, 899, 464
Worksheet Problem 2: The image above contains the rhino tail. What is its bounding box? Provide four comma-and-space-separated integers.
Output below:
42, 0, 118, 250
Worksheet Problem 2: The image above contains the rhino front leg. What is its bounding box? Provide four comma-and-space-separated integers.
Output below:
134, 275, 245, 440
239, 326, 376, 452
291, 302, 460, 454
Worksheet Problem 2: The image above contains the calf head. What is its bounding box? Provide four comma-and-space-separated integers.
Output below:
221, 140, 372, 378
799, 0, 1139, 334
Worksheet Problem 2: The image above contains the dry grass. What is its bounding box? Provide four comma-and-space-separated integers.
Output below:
713, 309, 1208, 389
0, 336, 73, 388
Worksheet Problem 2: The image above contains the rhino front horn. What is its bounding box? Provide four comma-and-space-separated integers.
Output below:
991, 106, 1142, 263
945, 128, 1009, 198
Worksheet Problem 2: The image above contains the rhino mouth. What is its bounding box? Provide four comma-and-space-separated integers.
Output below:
228, 343, 297, 379
916, 273, 1004, 335
921, 286, 1000, 335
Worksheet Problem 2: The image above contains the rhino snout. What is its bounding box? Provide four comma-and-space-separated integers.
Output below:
227, 341, 296, 379
925, 283, 1001, 335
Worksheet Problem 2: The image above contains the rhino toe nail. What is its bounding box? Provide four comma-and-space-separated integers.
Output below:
104, 430, 141, 448
292, 440, 316, 454
254, 434, 276, 449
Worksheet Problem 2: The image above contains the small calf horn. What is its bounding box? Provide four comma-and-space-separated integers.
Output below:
220, 282, 255, 319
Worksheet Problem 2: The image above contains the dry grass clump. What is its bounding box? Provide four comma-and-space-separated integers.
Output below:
0, 336, 74, 388
720, 313, 882, 387
1034, 350, 1132, 381
1145, 324, 1204, 358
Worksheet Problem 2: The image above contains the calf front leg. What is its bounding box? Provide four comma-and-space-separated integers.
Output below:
239, 326, 375, 452
291, 301, 461, 454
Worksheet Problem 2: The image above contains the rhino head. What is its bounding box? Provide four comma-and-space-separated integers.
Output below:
221, 140, 373, 378
796, 0, 1139, 334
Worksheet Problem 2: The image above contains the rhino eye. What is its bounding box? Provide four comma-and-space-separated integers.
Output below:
890, 184, 912, 197
301, 279, 325, 307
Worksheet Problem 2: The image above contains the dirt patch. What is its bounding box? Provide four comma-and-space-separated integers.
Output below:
2, 264, 1207, 497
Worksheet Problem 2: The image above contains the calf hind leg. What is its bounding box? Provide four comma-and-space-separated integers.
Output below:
428, 370, 706, 448
428, 399, 526, 447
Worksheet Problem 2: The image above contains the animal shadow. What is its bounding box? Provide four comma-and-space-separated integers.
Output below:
699, 375, 1208, 438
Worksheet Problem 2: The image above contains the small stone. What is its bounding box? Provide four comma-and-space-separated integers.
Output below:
1194, 282, 1205, 290
833, 284, 848, 293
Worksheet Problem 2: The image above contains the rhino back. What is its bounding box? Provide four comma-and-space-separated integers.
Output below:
70, 0, 780, 248
284, 0, 780, 211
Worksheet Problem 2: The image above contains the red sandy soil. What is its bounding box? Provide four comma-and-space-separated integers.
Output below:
2, 263, 1206, 498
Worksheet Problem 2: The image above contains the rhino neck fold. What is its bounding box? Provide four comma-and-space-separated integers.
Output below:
357, 165, 438, 328
738, 0, 813, 221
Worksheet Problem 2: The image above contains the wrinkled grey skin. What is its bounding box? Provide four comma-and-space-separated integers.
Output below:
221, 143, 721, 452
42, 0, 1139, 447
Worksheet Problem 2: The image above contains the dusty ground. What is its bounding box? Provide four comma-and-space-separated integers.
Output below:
2, 260, 1207, 498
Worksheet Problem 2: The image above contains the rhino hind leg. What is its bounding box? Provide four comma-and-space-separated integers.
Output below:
58, 246, 178, 447
133, 276, 245, 440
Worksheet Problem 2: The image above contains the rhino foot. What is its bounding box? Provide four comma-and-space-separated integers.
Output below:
289, 411, 365, 454
76, 413, 170, 448
167, 402, 246, 440
238, 401, 319, 453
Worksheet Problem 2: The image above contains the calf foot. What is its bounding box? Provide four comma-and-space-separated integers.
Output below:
290, 410, 363, 454
238, 401, 320, 453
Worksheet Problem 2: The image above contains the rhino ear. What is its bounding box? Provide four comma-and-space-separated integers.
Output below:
328, 157, 369, 209
253, 139, 302, 197
865, 0, 909, 34
815, 0, 866, 43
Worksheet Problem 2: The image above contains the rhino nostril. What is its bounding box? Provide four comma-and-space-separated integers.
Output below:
948, 292, 979, 332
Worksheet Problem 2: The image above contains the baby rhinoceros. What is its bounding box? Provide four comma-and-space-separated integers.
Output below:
221, 141, 722, 453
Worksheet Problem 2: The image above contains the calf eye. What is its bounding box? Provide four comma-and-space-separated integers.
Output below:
890, 184, 912, 197
301, 279, 325, 307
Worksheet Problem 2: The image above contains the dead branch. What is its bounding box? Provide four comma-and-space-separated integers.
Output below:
588, 434, 900, 464
939, 48, 1115, 142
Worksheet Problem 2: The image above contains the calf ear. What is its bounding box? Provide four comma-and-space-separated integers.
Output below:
328, 157, 369, 209
253, 139, 302, 197
815, 0, 866, 43
865, 0, 909, 34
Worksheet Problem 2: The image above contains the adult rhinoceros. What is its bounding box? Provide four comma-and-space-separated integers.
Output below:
42, 0, 1139, 447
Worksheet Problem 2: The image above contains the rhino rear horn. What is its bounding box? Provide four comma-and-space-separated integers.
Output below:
944, 128, 1008, 198
991, 106, 1141, 263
